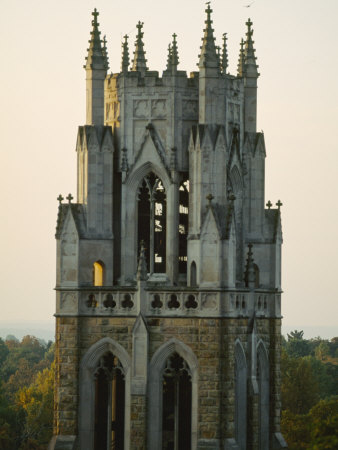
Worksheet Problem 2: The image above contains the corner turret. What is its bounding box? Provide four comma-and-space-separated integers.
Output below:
84, 8, 108, 125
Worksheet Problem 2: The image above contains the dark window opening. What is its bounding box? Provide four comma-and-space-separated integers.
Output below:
190, 261, 197, 287
162, 353, 192, 450
138, 173, 166, 273
179, 179, 189, 274
94, 353, 125, 450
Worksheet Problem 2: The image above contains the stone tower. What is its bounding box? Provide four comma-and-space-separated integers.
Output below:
50, 5, 288, 450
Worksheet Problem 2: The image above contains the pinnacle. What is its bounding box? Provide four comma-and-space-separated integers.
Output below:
198, 2, 219, 70
166, 44, 172, 71
221, 33, 228, 74
166, 33, 179, 73
121, 34, 130, 73
84, 9, 108, 71
237, 38, 245, 77
244, 243, 256, 288
243, 18, 259, 78
131, 21, 148, 73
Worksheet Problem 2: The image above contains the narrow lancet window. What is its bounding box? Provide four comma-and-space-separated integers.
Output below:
179, 179, 189, 274
235, 343, 247, 449
93, 261, 104, 286
257, 346, 269, 450
162, 353, 192, 450
94, 353, 125, 450
138, 173, 166, 273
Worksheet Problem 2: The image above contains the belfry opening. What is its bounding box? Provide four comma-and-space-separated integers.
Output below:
138, 172, 166, 273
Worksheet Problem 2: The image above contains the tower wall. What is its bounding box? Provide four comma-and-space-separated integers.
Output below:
51, 6, 287, 450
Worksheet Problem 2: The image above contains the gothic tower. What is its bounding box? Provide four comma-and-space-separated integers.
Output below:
50, 5, 288, 449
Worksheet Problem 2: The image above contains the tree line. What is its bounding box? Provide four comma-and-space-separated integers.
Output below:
0, 331, 337, 449
281, 330, 338, 449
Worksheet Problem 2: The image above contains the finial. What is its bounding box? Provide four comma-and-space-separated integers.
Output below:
276, 200, 283, 210
244, 243, 256, 288
121, 34, 130, 73
221, 33, 228, 74
206, 193, 214, 205
66, 193, 73, 204
137, 240, 148, 281
57, 194, 64, 204
243, 18, 259, 78
237, 38, 245, 77
198, 1, 219, 70
132, 21, 148, 73
266, 200, 272, 210
92, 8, 99, 26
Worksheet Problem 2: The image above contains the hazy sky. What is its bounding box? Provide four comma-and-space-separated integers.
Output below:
1, 0, 337, 334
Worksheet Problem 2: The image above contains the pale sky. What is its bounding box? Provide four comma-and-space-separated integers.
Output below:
0, 0, 337, 334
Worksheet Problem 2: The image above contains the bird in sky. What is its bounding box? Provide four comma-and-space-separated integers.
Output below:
244, 1, 255, 7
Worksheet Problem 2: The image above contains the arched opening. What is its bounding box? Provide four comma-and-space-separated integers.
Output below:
162, 353, 192, 450
179, 179, 189, 274
190, 261, 197, 287
235, 342, 247, 449
257, 344, 269, 450
93, 261, 104, 286
138, 172, 166, 273
94, 352, 125, 450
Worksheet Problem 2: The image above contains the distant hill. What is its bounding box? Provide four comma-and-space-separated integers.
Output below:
0, 321, 336, 343
0, 320, 54, 342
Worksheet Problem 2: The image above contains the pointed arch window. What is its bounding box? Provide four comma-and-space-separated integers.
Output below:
179, 179, 189, 274
94, 352, 125, 450
162, 353, 192, 450
138, 172, 166, 273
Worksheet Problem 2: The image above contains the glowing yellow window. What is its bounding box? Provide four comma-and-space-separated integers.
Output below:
93, 261, 104, 286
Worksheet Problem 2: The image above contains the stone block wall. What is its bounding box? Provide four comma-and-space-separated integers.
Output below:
54, 314, 282, 448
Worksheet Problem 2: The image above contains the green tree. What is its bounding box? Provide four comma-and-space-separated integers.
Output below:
285, 330, 310, 358
282, 350, 319, 414
0, 339, 9, 368
281, 409, 310, 450
309, 397, 338, 449
17, 362, 54, 449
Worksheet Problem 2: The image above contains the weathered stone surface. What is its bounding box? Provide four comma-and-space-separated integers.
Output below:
52, 5, 286, 449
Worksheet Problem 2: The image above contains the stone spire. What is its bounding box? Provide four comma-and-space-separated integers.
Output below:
84, 8, 108, 70
244, 243, 256, 288
121, 34, 130, 73
243, 18, 259, 78
132, 21, 148, 73
198, 2, 219, 70
237, 38, 245, 77
221, 33, 228, 74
